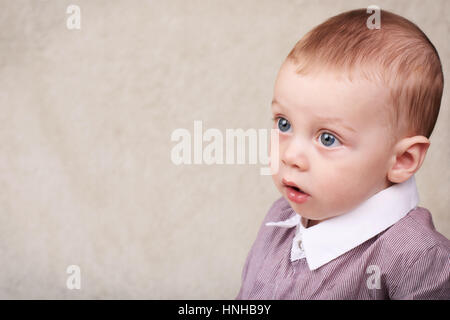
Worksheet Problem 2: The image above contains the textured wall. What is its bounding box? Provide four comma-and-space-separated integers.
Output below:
0, 0, 448, 299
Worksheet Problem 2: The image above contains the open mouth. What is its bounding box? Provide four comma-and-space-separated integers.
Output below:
282, 179, 311, 204
285, 185, 309, 197
282, 178, 308, 195
288, 185, 304, 193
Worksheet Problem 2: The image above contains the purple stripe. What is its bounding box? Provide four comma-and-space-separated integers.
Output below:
236, 197, 450, 300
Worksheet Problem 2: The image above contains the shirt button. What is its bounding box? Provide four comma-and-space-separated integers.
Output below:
298, 239, 303, 250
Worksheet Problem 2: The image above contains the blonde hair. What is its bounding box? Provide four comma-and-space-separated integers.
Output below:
287, 8, 444, 139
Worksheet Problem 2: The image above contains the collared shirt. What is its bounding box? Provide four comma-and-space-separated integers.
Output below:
236, 176, 450, 299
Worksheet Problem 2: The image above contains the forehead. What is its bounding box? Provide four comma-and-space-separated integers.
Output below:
272, 61, 391, 130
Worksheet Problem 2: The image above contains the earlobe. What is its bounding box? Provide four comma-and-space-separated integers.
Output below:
387, 136, 430, 184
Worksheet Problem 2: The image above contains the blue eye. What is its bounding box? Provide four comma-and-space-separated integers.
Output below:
277, 117, 291, 132
319, 132, 341, 147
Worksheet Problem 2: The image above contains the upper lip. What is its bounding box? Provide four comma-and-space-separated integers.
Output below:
282, 178, 309, 195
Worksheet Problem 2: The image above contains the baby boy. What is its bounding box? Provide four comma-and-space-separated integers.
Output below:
236, 8, 449, 299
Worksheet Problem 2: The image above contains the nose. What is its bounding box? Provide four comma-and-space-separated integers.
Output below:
281, 137, 309, 171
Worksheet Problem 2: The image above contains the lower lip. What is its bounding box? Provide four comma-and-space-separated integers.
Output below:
285, 186, 310, 204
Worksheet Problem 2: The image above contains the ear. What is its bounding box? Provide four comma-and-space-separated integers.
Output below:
387, 136, 430, 184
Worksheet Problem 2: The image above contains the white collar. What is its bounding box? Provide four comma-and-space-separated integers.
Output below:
266, 175, 419, 270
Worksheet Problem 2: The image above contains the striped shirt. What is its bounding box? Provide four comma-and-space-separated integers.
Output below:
236, 177, 450, 299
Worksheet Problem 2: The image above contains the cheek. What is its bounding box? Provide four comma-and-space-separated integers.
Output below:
269, 128, 284, 159
316, 173, 368, 216
314, 151, 388, 212
357, 142, 391, 178
271, 172, 280, 188
271, 140, 290, 193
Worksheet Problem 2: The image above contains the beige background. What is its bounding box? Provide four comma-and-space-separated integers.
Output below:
0, 0, 448, 299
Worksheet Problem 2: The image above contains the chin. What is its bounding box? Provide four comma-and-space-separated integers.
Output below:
286, 199, 326, 220
285, 198, 309, 213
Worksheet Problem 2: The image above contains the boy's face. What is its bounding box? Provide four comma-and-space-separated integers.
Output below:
271, 60, 396, 223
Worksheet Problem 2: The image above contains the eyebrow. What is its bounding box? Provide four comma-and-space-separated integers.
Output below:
271, 98, 357, 133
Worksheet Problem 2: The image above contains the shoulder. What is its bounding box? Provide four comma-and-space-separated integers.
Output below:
247, 196, 294, 254
378, 207, 450, 299
262, 196, 294, 224
379, 206, 450, 257
251, 196, 293, 242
